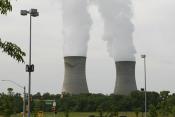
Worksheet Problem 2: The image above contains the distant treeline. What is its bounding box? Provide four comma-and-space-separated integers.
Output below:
1, 88, 175, 117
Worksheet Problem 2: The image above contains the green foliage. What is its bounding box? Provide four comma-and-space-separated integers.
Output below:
160, 91, 170, 101
0, 92, 15, 117
7, 87, 13, 95
0, 0, 12, 14
96, 105, 104, 117
149, 105, 158, 117
110, 105, 119, 117
64, 110, 69, 117
172, 106, 175, 117
130, 91, 145, 112
13, 93, 23, 113
133, 107, 141, 117
167, 94, 175, 107
0, 1, 26, 63
1, 90, 175, 116
159, 91, 171, 117
0, 39, 26, 63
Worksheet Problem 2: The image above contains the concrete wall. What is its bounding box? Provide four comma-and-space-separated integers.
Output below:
62, 56, 89, 94
114, 61, 137, 95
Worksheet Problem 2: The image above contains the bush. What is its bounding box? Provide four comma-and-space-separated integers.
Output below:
149, 105, 158, 117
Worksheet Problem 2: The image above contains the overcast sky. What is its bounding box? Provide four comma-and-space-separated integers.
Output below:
0, 0, 175, 95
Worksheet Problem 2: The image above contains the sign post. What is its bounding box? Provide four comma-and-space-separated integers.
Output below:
53, 100, 56, 117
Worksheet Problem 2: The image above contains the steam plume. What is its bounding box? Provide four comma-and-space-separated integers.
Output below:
62, 0, 92, 57
97, 0, 136, 61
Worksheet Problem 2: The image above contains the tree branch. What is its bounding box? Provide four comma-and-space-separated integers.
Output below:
0, 0, 12, 15
0, 39, 26, 63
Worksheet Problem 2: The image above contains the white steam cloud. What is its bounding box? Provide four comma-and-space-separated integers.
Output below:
97, 0, 136, 61
62, 0, 92, 57
62, 0, 136, 60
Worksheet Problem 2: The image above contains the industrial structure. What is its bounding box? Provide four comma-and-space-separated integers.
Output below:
62, 58, 137, 95
114, 61, 137, 95
62, 56, 89, 94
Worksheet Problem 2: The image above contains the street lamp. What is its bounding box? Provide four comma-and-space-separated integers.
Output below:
141, 54, 147, 117
21, 8, 39, 117
1, 80, 26, 117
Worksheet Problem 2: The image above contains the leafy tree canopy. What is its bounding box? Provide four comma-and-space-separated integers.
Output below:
0, 0, 12, 14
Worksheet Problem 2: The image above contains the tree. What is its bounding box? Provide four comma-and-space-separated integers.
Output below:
110, 105, 119, 117
159, 91, 171, 117
149, 105, 158, 117
33, 92, 42, 99
42, 92, 51, 99
0, 0, 12, 14
160, 91, 170, 101
13, 93, 23, 113
167, 94, 175, 108
130, 91, 145, 112
172, 106, 175, 117
96, 105, 104, 117
0, 0, 26, 63
0, 89, 15, 117
7, 88, 13, 96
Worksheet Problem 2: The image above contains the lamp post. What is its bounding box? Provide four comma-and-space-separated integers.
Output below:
141, 54, 147, 117
1, 80, 26, 117
20, 8, 39, 117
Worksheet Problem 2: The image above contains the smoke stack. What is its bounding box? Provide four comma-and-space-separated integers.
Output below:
62, 56, 89, 94
114, 61, 137, 95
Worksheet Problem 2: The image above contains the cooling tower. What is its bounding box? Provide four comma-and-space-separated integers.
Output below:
114, 61, 137, 95
62, 56, 89, 94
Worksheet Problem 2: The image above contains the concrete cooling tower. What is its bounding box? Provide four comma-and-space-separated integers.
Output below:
62, 56, 89, 94
114, 61, 137, 95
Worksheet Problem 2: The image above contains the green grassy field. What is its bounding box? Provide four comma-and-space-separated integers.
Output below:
42, 112, 173, 117
41, 112, 97, 117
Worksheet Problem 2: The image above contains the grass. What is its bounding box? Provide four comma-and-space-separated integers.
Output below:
45, 112, 98, 117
